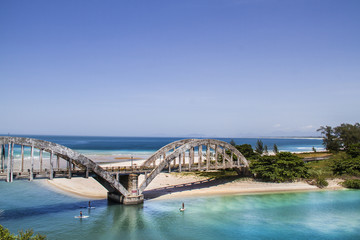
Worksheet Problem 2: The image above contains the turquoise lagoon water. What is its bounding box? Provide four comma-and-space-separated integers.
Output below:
1, 181, 360, 240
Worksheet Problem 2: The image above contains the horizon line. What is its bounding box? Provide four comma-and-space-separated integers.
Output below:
0, 133, 323, 139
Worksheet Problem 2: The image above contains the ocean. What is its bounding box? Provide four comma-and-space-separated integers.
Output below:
3, 135, 325, 156
2, 135, 359, 240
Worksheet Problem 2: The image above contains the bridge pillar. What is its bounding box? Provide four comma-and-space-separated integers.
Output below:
206, 144, 210, 171
1, 145, 4, 173
0, 144, 3, 173
6, 143, 11, 182
49, 151, 54, 180
198, 145, 202, 171
21, 145, 24, 172
30, 145, 34, 181
108, 174, 144, 205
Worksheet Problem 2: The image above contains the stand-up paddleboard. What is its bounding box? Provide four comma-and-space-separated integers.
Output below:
179, 202, 185, 212
75, 215, 89, 219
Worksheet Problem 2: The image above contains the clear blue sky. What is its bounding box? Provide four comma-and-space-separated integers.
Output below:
1, 0, 359, 137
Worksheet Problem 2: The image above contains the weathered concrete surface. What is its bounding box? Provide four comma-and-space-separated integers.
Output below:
138, 139, 249, 193
0, 137, 249, 205
0, 137, 129, 197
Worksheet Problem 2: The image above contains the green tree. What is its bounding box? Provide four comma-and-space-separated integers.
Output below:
334, 123, 360, 149
346, 143, 360, 158
317, 126, 341, 151
0, 225, 14, 240
273, 144, 279, 154
0, 225, 46, 240
234, 144, 258, 159
264, 145, 268, 155
255, 139, 264, 155
229, 139, 236, 146
250, 152, 309, 182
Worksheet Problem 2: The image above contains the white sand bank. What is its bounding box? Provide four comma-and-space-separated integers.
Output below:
46, 173, 344, 201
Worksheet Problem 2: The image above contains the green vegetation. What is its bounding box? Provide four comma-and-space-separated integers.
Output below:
331, 152, 360, 176
315, 175, 328, 188
273, 144, 279, 154
342, 179, 360, 189
295, 152, 332, 158
318, 123, 360, 151
305, 159, 334, 179
235, 144, 259, 159
0, 225, 46, 240
264, 145, 268, 155
175, 170, 239, 180
346, 143, 360, 158
255, 139, 264, 155
250, 152, 309, 182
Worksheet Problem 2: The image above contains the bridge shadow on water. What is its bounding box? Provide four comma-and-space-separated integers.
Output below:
143, 176, 239, 200
0, 199, 107, 220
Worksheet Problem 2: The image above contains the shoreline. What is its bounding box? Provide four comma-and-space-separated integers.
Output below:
45, 173, 345, 202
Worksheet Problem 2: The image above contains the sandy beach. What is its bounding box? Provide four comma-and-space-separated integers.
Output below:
45, 153, 345, 201
46, 172, 345, 201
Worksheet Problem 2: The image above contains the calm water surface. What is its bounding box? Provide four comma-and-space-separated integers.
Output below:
0, 181, 359, 240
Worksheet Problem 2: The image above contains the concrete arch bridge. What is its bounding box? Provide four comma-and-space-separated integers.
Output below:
0, 137, 249, 204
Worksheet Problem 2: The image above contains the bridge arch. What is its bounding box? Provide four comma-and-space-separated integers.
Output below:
138, 139, 249, 193
0, 136, 129, 196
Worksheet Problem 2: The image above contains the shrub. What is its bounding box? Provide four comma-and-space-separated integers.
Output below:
315, 175, 328, 188
342, 179, 360, 189
331, 153, 360, 176
0, 225, 46, 240
346, 143, 360, 158
250, 152, 309, 182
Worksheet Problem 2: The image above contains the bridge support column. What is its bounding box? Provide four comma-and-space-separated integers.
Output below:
198, 145, 202, 171
206, 144, 210, 171
6, 143, 11, 182
40, 150, 43, 172
21, 145, 24, 172
56, 156, 60, 171
10, 143, 14, 182
1, 145, 5, 173
30, 145, 34, 181
49, 151, 54, 180
189, 147, 194, 171
214, 145, 218, 169
0, 144, 3, 173
67, 160, 72, 179
108, 174, 144, 205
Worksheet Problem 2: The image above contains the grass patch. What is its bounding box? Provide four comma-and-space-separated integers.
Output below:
295, 152, 332, 158
306, 159, 334, 179
175, 170, 240, 180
